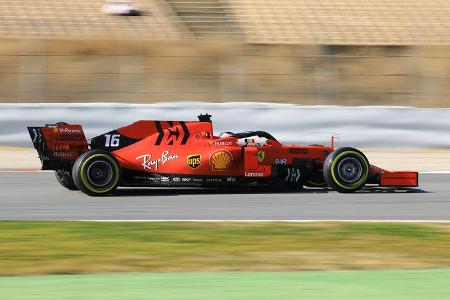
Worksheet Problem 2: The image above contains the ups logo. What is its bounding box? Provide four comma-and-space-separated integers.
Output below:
187, 154, 201, 169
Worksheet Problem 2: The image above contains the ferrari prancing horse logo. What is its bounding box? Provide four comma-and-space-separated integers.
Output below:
257, 150, 265, 163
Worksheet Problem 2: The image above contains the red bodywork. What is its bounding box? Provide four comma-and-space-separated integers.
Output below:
108, 120, 327, 179
28, 116, 418, 188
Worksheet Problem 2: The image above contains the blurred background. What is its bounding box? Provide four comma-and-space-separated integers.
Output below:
1, 0, 450, 171
0, 3, 450, 299
0, 0, 449, 106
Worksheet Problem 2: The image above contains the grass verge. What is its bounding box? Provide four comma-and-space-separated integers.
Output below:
1, 270, 450, 300
0, 222, 449, 275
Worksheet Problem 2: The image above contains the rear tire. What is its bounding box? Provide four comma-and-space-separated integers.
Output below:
72, 150, 121, 196
323, 147, 369, 193
55, 170, 78, 190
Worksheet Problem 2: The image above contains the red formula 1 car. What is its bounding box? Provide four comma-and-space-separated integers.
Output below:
28, 114, 418, 196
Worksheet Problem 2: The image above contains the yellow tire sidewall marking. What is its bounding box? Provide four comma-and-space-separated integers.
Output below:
80, 154, 120, 193
330, 151, 369, 190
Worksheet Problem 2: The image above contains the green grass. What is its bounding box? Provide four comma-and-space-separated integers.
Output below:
1, 270, 450, 300
0, 222, 449, 275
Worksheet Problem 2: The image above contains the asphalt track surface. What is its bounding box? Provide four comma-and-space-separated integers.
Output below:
0, 172, 449, 221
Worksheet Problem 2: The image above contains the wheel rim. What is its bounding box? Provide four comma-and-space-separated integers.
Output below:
86, 160, 114, 187
336, 157, 363, 183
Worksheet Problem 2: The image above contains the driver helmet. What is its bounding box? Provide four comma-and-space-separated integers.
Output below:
219, 131, 234, 138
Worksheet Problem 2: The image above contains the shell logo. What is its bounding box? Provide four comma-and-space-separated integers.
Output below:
209, 150, 233, 171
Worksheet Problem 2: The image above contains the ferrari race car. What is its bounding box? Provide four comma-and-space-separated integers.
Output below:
28, 114, 418, 196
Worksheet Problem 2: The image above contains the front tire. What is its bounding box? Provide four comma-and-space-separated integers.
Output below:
55, 170, 78, 190
72, 150, 121, 196
323, 147, 369, 193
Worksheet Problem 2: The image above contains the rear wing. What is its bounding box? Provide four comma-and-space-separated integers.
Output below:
27, 122, 89, 170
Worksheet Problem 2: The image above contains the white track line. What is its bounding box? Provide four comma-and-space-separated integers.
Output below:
0, 169, 41, 173
75, 220, 450, 223
0, 170, 49, 173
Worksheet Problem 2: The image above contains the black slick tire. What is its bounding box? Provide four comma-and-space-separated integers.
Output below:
72, 150, 121, 196
323, 147, 370, 193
